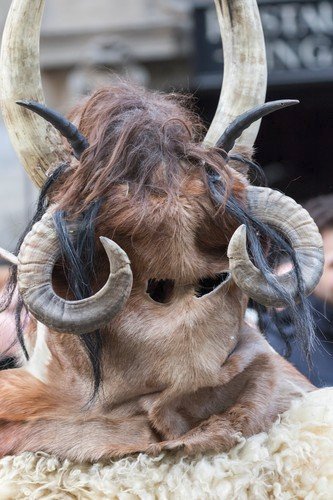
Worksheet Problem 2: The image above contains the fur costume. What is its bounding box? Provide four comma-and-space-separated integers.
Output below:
0, 388, 332, 499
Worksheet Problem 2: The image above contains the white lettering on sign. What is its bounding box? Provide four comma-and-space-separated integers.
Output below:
261, 1, 333, 71
266, 35, 333, 70
261, 2, 333, 38
266, 40, 301, 70
202, 0, 333, 74
301, 2, 333, 34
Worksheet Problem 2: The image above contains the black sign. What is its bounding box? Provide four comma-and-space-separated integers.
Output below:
194, 0, 333, 87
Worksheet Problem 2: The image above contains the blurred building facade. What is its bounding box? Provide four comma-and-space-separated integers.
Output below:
0, 0, 333, 251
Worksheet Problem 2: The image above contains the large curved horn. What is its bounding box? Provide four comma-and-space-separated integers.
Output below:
227, 187, 324, 307
0, 0, 67, 187
204, 0, 267, 148
17, 212, 133, 334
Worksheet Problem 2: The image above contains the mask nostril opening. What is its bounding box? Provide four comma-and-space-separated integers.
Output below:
146, 279, 175, 303
195, 273, 230, 298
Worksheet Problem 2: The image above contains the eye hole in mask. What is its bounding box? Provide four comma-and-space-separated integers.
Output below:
146, 279, 175, 304
195, 273, 230, 298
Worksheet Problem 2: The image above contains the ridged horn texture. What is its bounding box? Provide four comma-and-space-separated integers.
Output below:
17, 212, 133, 334
16, 100, 89, 160
0, 0, 67, 187
217, 100, 299, 153
204, 0, 267, 148
227, 187, 324, 307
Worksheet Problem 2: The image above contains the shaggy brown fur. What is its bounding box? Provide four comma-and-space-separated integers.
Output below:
0, 82, 313, 461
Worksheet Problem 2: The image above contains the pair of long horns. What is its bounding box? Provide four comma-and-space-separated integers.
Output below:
0, 0, 323, 334
0, 0, 275, 186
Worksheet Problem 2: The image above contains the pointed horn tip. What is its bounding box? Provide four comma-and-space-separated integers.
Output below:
99, 236, 131, 266
99, 236, 113, 247
227, 224, 247, 259
16, 99, 36, 108
278, 99, 300, 107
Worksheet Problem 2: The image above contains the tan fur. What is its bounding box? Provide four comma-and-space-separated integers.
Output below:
0, 183, 313, 461
0, 84, 314, 461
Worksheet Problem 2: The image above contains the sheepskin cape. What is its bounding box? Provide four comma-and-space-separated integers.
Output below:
0, 388, 332, 499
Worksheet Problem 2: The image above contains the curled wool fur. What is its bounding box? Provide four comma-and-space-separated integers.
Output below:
0, 388, 332, 499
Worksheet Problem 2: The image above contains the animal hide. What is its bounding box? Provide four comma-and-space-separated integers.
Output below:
0, 388, 332, 499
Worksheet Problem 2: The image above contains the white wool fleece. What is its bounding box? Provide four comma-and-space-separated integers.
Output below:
0, 388, 332, 500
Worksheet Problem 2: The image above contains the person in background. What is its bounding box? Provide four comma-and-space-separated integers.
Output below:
264, 194, 333, 387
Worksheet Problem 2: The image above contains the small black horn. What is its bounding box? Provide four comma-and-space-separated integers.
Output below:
217, 100, 299, 153
16, 100, 89, 159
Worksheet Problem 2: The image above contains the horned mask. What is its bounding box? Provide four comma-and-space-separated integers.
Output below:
0, 0, 323, 336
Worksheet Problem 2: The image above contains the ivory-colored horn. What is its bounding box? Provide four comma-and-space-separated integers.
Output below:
0, 0, 67, 187
205, 0, 267, 148
227, 187, 324, 307
17, 211, 133, 334
0, 248, 18, 266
